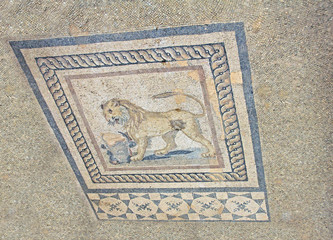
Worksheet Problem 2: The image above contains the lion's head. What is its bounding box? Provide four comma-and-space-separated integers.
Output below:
101, 99, 129, 126
101, 99, 146, 128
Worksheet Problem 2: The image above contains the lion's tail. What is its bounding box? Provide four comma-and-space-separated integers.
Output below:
152, 92, 205, 117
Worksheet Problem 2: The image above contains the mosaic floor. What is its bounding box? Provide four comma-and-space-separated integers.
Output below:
11, 23, 269, 221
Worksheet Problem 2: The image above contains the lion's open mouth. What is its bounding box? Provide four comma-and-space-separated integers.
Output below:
108, 117, 120, 126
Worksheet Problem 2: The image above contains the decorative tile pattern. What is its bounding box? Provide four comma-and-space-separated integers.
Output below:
88, 192, 268, 221
11, 22, 269, 221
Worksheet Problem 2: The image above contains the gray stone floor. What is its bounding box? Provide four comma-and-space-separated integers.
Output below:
0, 1, 332, 239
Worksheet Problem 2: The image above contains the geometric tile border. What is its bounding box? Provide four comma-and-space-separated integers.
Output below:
88, 192, 269, 221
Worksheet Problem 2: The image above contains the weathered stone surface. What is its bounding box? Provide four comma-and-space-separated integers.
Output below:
0, 1, 331, 239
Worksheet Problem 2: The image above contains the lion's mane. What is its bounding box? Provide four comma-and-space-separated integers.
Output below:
117, 99, 147, 130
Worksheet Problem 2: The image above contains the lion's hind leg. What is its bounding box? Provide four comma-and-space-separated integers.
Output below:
181, 119, 215, 158
155, 131, 178, 155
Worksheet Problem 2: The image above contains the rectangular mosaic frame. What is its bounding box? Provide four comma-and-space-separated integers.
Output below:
36, 42, 245, 183
11, 23, 269, 221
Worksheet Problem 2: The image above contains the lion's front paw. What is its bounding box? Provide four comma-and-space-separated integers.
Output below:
154, 149, 169, 155
130, 155, 144, 162
201, 151, 216, 158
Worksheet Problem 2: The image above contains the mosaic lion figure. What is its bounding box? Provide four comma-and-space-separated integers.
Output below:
101, 92, 215, 162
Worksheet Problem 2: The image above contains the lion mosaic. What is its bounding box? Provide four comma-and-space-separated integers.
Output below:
101, 92, 216, 162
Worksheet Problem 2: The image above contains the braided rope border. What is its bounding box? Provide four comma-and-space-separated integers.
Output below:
36, 43, 247, 182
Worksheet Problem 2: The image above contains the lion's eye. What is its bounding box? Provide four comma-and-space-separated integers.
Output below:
108, 109, 112, 114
